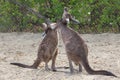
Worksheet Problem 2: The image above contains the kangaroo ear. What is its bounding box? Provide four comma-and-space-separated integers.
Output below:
41, 23, 48, 31
62, 7, 69, 19
64, 7, 69, 12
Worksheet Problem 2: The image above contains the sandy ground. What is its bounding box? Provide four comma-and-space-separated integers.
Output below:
0, 32, 120, 80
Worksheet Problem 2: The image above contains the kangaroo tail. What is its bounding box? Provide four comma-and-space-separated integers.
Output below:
10, 63, 35, 69
81, 57, 117, 77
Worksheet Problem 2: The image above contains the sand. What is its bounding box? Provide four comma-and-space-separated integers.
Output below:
0, 32, 120, 80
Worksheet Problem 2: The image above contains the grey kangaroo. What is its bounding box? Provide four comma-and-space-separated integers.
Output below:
55, 7, 117, 77
11, 23, 58, 71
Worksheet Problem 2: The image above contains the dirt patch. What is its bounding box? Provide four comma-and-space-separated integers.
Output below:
0, 32, 120, 80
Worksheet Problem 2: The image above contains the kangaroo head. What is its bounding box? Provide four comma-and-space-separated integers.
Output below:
41, 23, 48, 31
62, 7, 80, 25
41, 23, 57, 37
41, 23, 56, 31
62, 7, 71, 24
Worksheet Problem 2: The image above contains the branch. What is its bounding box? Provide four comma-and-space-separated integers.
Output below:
7, 0, 51, 24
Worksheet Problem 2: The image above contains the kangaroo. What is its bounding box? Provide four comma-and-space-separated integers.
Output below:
55, 7, 117, 77
11, 23, 58, 71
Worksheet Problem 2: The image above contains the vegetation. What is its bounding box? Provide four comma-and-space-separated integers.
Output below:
0, 0, 120, 33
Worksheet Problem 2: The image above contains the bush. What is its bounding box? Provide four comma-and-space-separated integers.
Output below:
0, 0, 120, 33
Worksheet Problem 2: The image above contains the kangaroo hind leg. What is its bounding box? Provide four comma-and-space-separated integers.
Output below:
79, 64, 82, 72
51, 49, 58, 72
67, 53, 74, 73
